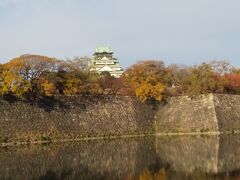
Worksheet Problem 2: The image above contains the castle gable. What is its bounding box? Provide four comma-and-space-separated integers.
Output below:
98, 65, 114, 72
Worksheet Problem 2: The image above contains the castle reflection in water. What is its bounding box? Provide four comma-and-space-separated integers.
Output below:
0, 135, 240, 180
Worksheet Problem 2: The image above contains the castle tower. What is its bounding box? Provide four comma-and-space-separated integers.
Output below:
89, 46, 124, 77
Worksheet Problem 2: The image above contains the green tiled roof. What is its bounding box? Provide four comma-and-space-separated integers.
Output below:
95, 45, 113, 53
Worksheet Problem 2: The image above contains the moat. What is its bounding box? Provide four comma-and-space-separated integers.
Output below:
1, 135, 240, 180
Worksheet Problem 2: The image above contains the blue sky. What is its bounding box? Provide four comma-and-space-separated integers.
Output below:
0, 0, 240, 68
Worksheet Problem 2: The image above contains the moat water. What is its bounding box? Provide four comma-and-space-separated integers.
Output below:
0, 135, 240, 180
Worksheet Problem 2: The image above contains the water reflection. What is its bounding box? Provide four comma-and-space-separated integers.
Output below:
0, 135, 240, 179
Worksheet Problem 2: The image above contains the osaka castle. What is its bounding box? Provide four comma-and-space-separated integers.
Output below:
88, 46, 124, 77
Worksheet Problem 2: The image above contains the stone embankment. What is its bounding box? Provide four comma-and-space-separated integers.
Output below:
1, 94, 240, 144
0, 95, 155, 143
155, 94, 240, 133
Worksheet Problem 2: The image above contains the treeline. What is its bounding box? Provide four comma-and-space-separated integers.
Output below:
0, 54, 132, 97
125, 60, 240, 102
0, 54, 240, 102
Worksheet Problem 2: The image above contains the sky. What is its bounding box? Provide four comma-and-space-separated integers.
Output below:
0, 0, 240, 68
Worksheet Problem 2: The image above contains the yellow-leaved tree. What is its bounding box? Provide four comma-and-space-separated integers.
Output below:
42, 80, 56, 96
135, 83, 165, 102
63, 78, 82, 95
0, 67, 31, 96
124, 61, 168, 102
2, 54, 59, 96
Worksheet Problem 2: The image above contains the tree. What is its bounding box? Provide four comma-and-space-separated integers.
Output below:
125, 61, 167, 102
224, 73, 240, 94
57, 70, 102, 95
0, 69, 31, 96
99, 73, 127, 95
66, 56, 90, 71
125, 60, 168, 86
182, 63, 226, 96
108, 77, 126, 95
135, 82, 165, 102
166, 64, 191, 96
3, 54, 60, 95
42, 80, 56, 96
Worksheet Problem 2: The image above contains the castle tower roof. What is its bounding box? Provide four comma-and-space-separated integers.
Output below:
95, 46, 113, 54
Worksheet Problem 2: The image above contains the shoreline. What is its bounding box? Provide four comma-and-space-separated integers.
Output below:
1, 131, 239, 147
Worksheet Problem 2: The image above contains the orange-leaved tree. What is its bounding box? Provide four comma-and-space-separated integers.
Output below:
224, 73, 240, 93
124, 61, 167, 102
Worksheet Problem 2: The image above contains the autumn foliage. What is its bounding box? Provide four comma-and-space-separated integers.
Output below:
125, 60, 240, 101
0, 55, 240, 103
224, 74, 240, 93
0, 54, 131, 98
124, 61, 168, 102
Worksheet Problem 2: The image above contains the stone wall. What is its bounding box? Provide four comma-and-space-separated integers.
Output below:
155, 94, 240, 133
1, 93, 240, 142
0, 95, 155, 143
155, 94, 219, 133
214, 94, 240, 132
